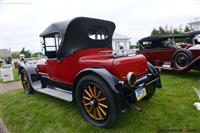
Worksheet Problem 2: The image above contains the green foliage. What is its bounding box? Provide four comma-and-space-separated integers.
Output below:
11, 51, 20, 59
129, 45, 138, 49
151, 25, 192, 36
0, 71, 200, 133
19, 47, 32, 58
31, 52, 43, 57
184, 26, 191, 32
151, 28, 160, 36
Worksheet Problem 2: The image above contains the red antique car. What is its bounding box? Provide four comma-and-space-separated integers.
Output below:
19, 17, 161, 128
137, 31, 200, 71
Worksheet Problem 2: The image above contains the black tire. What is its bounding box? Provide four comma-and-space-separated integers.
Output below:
20, 69, 34, 94
173, 49, 193, 69
143, 85, 156, 100
76, 75, 117, 128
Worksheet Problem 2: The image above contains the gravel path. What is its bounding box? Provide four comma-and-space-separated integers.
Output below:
0, 119, 9, 133
0, 81, 22, 94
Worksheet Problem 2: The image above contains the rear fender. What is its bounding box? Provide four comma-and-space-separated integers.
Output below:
73, 68, 119, 99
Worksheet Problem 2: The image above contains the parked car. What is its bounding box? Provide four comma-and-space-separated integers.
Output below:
137, 31, 200, 71
19, 17, 161, 128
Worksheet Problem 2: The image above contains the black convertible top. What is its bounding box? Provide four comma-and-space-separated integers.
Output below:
184, 30, 200, 36
40, 21, 70, 37
40, 17, 115, 58
138, 31, 200, 43
138, 34, 194, 43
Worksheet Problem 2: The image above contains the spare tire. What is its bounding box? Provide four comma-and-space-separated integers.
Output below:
172, 49, 193, 69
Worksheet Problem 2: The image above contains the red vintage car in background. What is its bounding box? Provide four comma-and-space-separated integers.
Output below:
137, 31, 200, 71
19, 17, 161, 128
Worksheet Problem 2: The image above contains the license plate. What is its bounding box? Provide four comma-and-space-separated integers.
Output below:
135, 87, 147, 101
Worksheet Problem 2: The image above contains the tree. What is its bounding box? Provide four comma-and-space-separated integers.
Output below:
31, 52, 43, 57
19, 47, 32, 58
158, 26, 166, 35
150, 25, 192, 36
184, 26, 191, 32
11, 51, 20, 59
172, 28, 179, 35
151, 28, 159, 36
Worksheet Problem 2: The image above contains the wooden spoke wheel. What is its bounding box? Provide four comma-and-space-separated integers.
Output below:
20, 69, 34, 94
76, 75, 117, 128
82, 84, 108, 121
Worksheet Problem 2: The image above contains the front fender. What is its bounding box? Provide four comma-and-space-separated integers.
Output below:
20, 64, 41, 88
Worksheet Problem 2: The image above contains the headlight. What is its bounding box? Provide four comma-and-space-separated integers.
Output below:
126, 72, 136, 87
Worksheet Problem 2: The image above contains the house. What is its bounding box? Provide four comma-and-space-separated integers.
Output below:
0, 49, 11, 57
112, 33, 131, 50
188, 17, 200, 31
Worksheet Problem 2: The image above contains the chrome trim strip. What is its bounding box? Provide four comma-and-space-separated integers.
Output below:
145, 77, 160, 86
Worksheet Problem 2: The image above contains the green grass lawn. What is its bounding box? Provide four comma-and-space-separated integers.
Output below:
0, 68, 20, 83
0, 70, 200, 133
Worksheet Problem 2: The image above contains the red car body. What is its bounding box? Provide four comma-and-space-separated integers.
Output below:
138, 32, 200, 71
37, 48, 148, 84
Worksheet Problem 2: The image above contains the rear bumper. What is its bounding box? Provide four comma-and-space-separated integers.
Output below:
117, 73, 161, 103
136, 74, 162, 88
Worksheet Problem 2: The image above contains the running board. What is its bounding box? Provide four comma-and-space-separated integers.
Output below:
35, 87, 73, 102
155, 65, 172, 70
161, 64, 172, 70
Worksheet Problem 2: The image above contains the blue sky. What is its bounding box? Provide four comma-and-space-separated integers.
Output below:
0, 0, 199, 52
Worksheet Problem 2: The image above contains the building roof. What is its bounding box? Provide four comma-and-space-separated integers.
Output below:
0, 49, 11, 57
188, 21, 200, 25
188, 17, 200, 25
112, 33, 131, 40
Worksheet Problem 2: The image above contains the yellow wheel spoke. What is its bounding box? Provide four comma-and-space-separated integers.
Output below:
84, 102, 90, 106
93, 107, 97, 118
84, 89, 92, 98
88, 86, 94, 97
98, 106, 106, 116
88, 106, 93, 112
98, 97, 106, 102
83, 96, 90, 101
93, 86, 97, 97
97, 90, 101, 98
99, 103, 108, 108
97, 107, 103, 119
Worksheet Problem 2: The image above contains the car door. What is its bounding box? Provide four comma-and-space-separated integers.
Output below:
47, 58, 60, 81
44, 35, 61, 81
139, 40, 176, 66
140, 47, 176, 64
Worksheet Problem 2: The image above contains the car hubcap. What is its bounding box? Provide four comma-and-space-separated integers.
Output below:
82, 84, 108, 121
175, 53, 189, 67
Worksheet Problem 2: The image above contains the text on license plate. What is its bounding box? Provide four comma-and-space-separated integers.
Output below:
135, 87, 147, 101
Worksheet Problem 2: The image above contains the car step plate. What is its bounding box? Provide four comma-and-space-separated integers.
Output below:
35, 87, 73, 102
